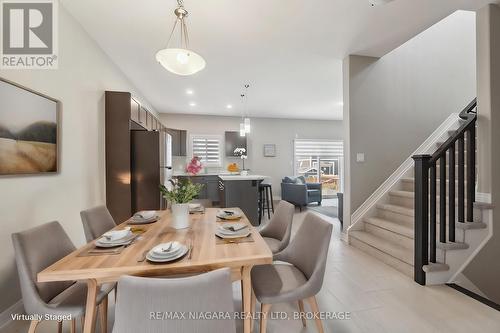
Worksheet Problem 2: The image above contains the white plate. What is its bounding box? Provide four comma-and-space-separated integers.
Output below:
129, 216, 159, 224
215, 230, 251, 239
218, 222, 248, 232
151, 242, 182, 256
217, 227, 249, 236
102, 230, 132, 242
216, 209, 242, 220
95, 234, 135, 248
133, 210, 157, 220
146, 245, 188, 262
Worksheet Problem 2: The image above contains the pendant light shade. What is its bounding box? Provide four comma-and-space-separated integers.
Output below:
156, 0, 206, 76
239, 123, 246, 137
155, 48, 206, 76
244, 117, 251, 133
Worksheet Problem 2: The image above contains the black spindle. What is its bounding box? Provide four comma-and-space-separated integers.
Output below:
413, 155, 430, 285
449, 143, 456, 242
467, 126, 476, 222
430, 164, 437, 263
440, 155, 446, 243
458, 136, 465, 223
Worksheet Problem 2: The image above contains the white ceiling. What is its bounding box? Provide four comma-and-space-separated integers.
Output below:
61, 0, 495, 120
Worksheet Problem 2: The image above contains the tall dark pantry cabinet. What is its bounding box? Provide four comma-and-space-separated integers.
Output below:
105, 91, 166, 223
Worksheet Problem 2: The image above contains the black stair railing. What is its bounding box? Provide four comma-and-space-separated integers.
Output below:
412, 99, 477, 285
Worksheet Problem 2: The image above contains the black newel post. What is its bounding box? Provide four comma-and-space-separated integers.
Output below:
413, 155, 431, 285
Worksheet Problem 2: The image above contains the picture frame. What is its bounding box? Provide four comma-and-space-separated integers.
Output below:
0, 77, 61, 176
263, 144, 276, 157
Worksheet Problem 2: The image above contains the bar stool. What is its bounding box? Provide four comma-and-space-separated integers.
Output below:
259, 182, 274, 222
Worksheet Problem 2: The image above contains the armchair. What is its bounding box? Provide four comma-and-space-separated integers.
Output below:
281, 176, 322, 209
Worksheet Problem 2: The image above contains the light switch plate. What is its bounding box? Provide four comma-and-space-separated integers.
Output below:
356, 153, 365, 163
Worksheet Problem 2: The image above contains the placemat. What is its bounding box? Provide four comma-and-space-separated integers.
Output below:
216, 234, 255, 244
78, 245, 126, 257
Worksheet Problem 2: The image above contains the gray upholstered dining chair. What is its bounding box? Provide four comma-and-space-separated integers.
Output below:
80, 205, 117, 242
112, 268, 236, 333
11, 221, 113, 333
251, 213, 333, 333
259, 200, 295, 255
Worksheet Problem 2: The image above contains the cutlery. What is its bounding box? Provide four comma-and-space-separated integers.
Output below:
137, 249, 149, 262
187, 242, 193, 260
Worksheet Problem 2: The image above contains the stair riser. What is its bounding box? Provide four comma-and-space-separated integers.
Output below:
377, 209, 414, 225
389, 195, 474, 211
377, 208, 482, 225
364, 223, 414, 250
349, 237, 414, 277
401, 181, 469, 193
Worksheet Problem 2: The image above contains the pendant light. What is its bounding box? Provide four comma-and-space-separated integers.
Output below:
239, 93, 246, 137
156, 0, 206, 76
243, 84, 251, 133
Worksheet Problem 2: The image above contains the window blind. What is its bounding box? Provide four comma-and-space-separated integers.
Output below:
294, 140, 344, 158
191, 135, 222, 166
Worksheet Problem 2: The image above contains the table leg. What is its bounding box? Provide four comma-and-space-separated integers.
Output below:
83, 279, 99, 333
241, 266, 252, 333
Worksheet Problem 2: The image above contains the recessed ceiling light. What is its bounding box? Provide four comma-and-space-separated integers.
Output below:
226, 104, 233, 109
186, 89, 194, 95
189, 102, 196, 107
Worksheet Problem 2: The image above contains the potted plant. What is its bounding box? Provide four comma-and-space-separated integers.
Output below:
160, 178, 203, 229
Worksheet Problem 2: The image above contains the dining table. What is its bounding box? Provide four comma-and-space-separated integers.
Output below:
37, 207, 273, 333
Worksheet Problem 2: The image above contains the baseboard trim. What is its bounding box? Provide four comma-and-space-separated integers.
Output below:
0, 300, 23, 329
447, 283, 500, 312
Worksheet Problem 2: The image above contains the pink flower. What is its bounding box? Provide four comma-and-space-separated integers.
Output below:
186, 156, 203, 175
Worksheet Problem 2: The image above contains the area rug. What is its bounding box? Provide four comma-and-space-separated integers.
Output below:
307, 205, 338, 219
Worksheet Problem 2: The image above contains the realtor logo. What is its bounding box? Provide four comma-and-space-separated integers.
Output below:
1, 0, 58, 69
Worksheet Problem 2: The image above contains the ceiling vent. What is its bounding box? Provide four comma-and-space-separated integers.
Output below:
368, 0, 395, 6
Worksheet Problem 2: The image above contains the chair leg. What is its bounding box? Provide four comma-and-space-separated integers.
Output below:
298, 300, 307, 327
70, 319, 76, 333
265, 188, 271, 219
306, 296, 324, 333
28, 320, 40, 333
99, 295, 108, 333
80, 316, 85, 332
260, 303, 272, 333
250, 290, 256, 332
269, 188, 274, 213
57, 321, 62, 333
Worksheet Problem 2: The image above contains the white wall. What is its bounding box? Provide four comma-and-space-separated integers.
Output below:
0, 6, 155, 312
159, 114, 343, 197
345, 10, 477, 215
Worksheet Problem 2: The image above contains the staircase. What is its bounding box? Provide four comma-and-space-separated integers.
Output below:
348, 100, 493, 285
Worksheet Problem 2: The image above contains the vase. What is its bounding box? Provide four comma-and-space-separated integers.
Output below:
171, 203, 190, 229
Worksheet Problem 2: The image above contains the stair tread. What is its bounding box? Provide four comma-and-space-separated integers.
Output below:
364, 217, 414, 239
389, 190, 414, 198
376, 203, 414, 217
350, 230, 413, 265
423, 262, 450, 273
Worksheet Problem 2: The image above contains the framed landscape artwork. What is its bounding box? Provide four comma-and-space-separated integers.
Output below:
0, 78, 59, 175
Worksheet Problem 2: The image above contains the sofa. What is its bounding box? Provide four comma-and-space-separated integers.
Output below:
281, 176, 322, 209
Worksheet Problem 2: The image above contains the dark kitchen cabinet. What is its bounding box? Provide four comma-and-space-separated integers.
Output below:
105, 91, 168, 223
225, 131, 247, 156
175, 175, 220, 205
167, 128, 187, 156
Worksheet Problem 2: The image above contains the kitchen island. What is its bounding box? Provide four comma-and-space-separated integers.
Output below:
218, 175, 266, 226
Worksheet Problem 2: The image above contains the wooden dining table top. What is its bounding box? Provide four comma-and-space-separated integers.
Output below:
37, 208, 273, 283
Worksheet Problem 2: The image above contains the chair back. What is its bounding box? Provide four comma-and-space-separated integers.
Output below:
11, 221, 76, 313
80, 205, 116, 242
260, 201, 294, 246
279, 213, 332, 294
113, 269, 236, 333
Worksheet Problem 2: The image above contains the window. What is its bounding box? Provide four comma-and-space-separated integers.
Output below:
190, 135, 222, 167
294, 139, 344, 198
